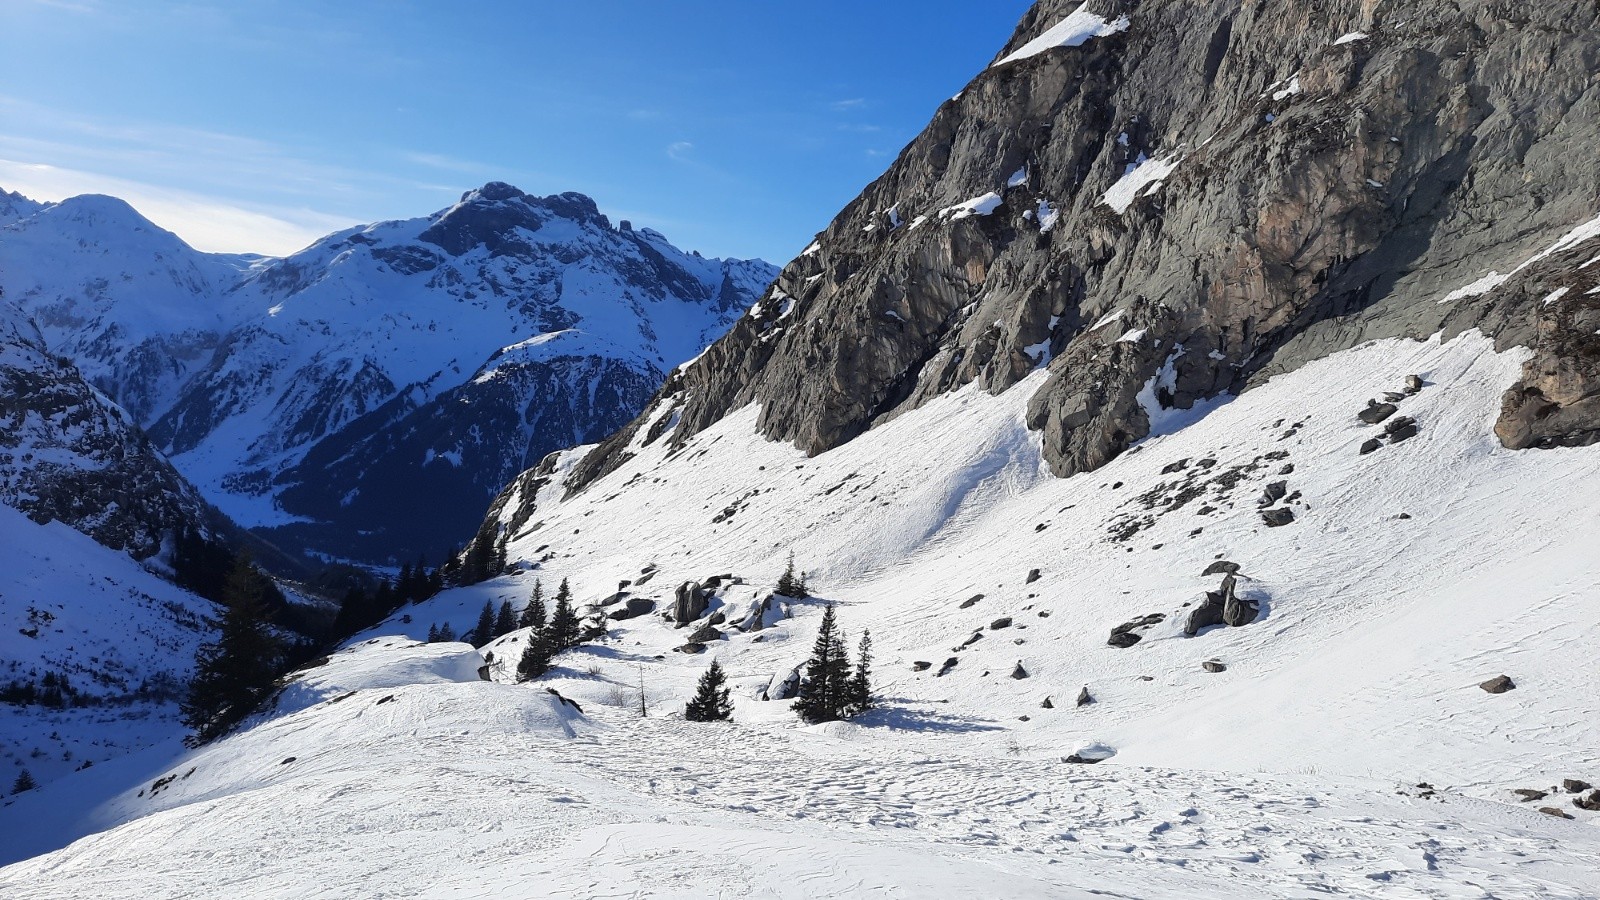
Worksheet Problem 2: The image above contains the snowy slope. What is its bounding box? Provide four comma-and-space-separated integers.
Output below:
9, 329, 1596, 896
0, 503, 214, 796
0, 184, 776, 563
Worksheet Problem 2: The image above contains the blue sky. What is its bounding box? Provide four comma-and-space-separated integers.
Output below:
0, 0, 1034, 262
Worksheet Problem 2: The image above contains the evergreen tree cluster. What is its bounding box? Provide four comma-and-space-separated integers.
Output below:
793, 603, 873, 724
11, 769, 36, 795
180, 554, 292, 747
775, 552, 810, 599
453, 520, 509, 586
515, 579, 587, 682
333, 555, 444, 641
0, 670, 93, 709
171, 526, 289, 614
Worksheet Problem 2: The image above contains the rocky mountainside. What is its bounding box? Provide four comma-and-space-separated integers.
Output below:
566, 0, 1600, 492
0, 298, 223, 560
0, 184, 776, 563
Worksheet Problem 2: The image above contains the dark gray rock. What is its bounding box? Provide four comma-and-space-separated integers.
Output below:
990, 617, 1013, 630
1186, 592, 1226, 636
1360, 438, 1384, 455
959, 594, 985, 609
936, 657, 959, 677
1010, 662, 1029, 680
1258, 481, 1288, 507
1041, 696, 1054, 709
1222, 576, 1260, 628
1201, 560, 1241, 576
1025, 568, 1042, 584
1480, 674, 1515, 694
672, 581, 709, 625
1076, 685, 1094, 707
1563, 779, 1594, 793
912, 660, 932, 672
1202, 660, 1227, 673
1575, 790, 1600, 812
1405, 375, 1425, 395
1513, 788, 1547, 802
1359, 402, 1399, 425
608, 597, 657, 621
1261, 508, 1295, 527
1539, 807, 1575, 820
674, 642, 707, 654
1108, 613, 1165, 647
687, 623, 722, 643
1387, 420, 1420, 443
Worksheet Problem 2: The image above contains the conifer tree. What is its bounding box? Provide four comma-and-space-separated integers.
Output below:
11, 768, 36, 794
427, 623, 439, 642
775, 553, 801, 597
518, 580, 546, 630
436, 622, 456, 642
684, 659, 734, 722
551, 578, 579, 650
846, 629, 873, 717
516, 626, 554, 682
473, 600, 497, 647
181, 554, 284, 747
494, 600, 516, 637
794, 602, 852, 723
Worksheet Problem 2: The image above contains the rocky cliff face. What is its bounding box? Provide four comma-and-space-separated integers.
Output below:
0, 300, 222, 560
566, 0, 1600, 492
0, 184, 776, 563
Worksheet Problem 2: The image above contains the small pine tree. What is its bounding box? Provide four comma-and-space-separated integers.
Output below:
684, 660, 734, 722
845, 629, 873, 717
12, 768, 37, 794
426, 623, 439, 642
494, 600, 516, 638
775, 553, 801, 598
437, 621, 456, 642
794, 602, 852, 724
516, 626, 554, 682
518, 580, 546, 630
551, 578, 579, 650
472, 601, 497, 647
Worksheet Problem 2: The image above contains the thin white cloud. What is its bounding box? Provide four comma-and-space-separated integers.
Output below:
401, 151, 496, 176
829, 98, 867, 111
666, 141, 694, 161
0, 159, 357, 256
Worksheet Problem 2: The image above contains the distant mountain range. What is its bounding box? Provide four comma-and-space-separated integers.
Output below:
0, 182, 776, 563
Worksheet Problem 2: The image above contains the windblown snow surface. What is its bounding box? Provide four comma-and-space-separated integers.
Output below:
4, 330, 1599, 897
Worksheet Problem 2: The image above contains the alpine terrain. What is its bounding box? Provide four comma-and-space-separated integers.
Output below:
0, 183, 775, 563
4, 1, 1600, 898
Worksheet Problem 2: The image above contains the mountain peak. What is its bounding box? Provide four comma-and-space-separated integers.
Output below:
460, 181, 527, 204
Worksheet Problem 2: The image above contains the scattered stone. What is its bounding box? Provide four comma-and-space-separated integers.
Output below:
959, 631, 984, 649
1018, 715, 1031, 722
672, 581, 709, 625
1387, 419, 1420, 443
1360, 438, 1383, 455
609, 597, 656, 621
1279, 463, 1295, 475
1539, 807, 1575, 820
1405, 374, 1424, 394
1398, 512, 1412, 520
911, 660, 932, 672
959, 594, 985, 609
1261, 507, 1295, 527
1202, 560, 1241, 576
1186, 591, 1227, 636
1383, 391, 1408, 403
1010, 661, 1029, 680
1138, 675, 1154, 682
1107, 613, 1166, 647
1041, 697, 1054, 709
1026, 568, 1042, 584
1221, 576, 1260, 627
707, 611, 726, 626
1359, 401, 1399, 424
936, 657, 959, 677
1161, 458, 1190, 474
990, 617, 1013, 630
1064, 742, 1116, 764
1038, 610, 1051, 618
1575, 790, 1600, 811
1564, 779, 1593, 793
674, 642, 707, 654
1258, 481, 1288, 507
1480, 674, 1515, 694
1202, 660, 1227, 673
281, 757, 296, 765
1076, 685, 1094, 707
686, 623, 722, 643
1513, 789, 1548, 802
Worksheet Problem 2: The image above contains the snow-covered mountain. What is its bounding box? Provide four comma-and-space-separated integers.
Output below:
4, 1, 1599, 896
0, 183, 776, 563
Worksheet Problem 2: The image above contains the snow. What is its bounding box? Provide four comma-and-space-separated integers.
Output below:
1334, 31, 1370, 45
939, 191, 1005, 221
1439, 211, 1600, 303
1100, 154, 1180, 213
1036, 198, 1060, 233
1007, 167, 1029, 188
991, 3, 1131, 69
6, 328, 1600, 896
1439, 271, 1508, 304
1271, 74, 1303, 101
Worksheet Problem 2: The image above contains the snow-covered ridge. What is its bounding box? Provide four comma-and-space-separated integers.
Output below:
992, 2, 1131, 68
